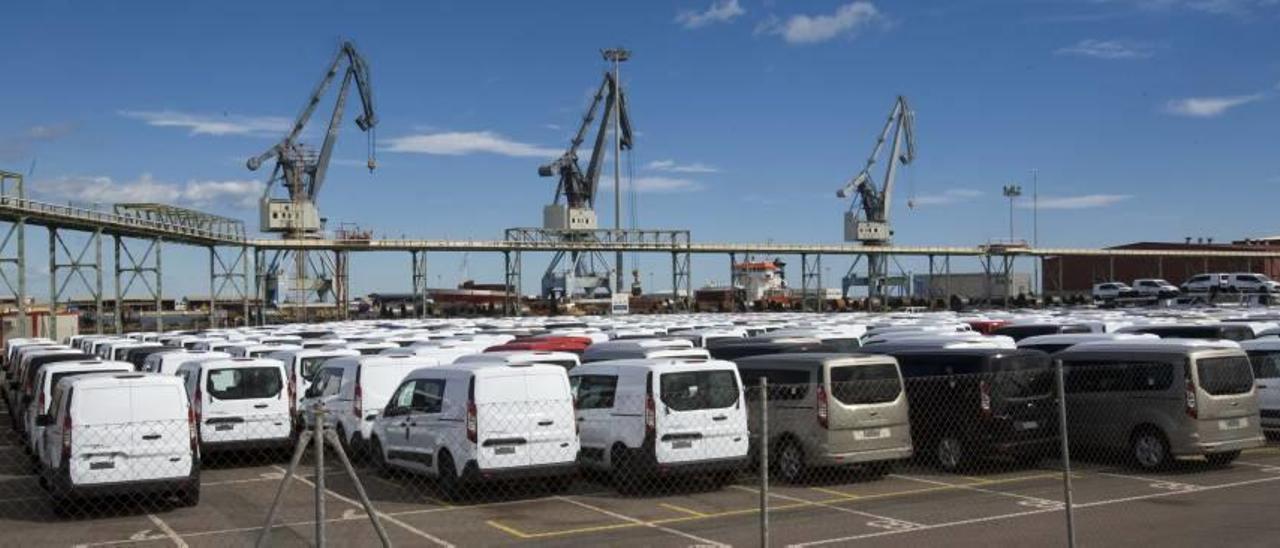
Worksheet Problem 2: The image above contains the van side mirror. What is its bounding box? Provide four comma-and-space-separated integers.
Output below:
34, 414, 51, 427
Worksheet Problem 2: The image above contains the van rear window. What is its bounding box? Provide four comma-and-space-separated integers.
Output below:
1197, 356, 1254, 395
660, 370, 740, 411
299, 356, 335, 381
829, 363, 901, 405
208, 367, 283, 400
991, 355, 1054, 398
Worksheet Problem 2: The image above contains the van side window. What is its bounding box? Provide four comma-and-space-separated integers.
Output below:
738, 369, 810, 400
571, 375, 618, 409
319, 368, 343, 397
410, 380, 446, 413
1064, 360, 1174, 393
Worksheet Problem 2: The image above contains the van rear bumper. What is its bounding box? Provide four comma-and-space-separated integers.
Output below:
650, 455, 747, 475
42, 467, 198, 499
462, 461, 576, 482
1187, 435, 1266, 455
814, 444, 914, 466
202, 436, 294, 453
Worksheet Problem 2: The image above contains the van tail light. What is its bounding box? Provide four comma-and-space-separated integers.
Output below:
193, 385, 203, 424
287, 371, 297, 418
188, 403, 198, 452
644, 394, 656, 436
61, 412, 72, 461
466, 400, 478, 444
816, 384, 829, 429
1185, 376, 1198, 419
979, 380, 993, 417
572, 397, 580, 436
353, 381, 363, 417
37, 391, 45, 415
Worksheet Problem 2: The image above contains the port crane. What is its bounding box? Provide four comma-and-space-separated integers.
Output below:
836, 95, 915, 303
247, 40, 377, 312
536, 69, 632, 300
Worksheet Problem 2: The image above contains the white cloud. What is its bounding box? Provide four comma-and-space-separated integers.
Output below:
1019, 194, 1132, 209
383, 131, 560, 157
1164, 94, 1264, 117
1110, 0, 1277, 17
120, 110, 291, 137
599, 176, 705, 194
908, 188, 982, 207
0, 122, 76, 161
757, 2, 881, 44
645, 159, 721, 173
676, 0, 746, 29
543, 123, 563, 131
36, 174, 264, 209
1056, 39, 1155, 59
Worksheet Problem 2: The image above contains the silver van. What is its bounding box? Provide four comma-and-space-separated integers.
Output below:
1058, 339, 1265, 469
734, 353, 913, 482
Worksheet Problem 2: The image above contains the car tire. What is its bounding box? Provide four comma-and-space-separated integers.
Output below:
176, 485, 200, 508
544, 475, 573, 494
774, 439, 807, 483
50, 495, 79, 518
1206, 451, 1240, 468
1130, 428, 1171, 470
370, 438, 391, 478
935, 436, 968, 472
436, 451, 462, 501
709, 470, 737, 488
612, 445, 643, 495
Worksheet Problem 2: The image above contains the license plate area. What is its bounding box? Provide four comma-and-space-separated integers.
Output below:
1219, 418, 1247, 430
89, 461, 115, 470
215, 424, 235, 432
494, 446, 517, 456
854, 428, 890, 440
672, 440, 693, 449
1016, 421, 1040, 431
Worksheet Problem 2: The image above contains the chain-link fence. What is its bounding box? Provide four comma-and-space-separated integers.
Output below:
0, 356, 1274, 546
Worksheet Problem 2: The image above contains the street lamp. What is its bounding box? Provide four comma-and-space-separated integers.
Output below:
1002, 184, 1022, 242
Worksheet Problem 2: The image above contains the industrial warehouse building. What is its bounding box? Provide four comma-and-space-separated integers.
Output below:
1042, 240, 1280, 296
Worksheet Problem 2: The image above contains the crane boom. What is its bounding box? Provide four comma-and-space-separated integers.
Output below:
539, 71, 631, 210
836, 95, 915, 227
247, 40, 377, 211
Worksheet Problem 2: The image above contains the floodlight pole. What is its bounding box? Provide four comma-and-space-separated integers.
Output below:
603, 47, 630, 294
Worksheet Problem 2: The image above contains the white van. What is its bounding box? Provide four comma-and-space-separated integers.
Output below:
581, 339, 708, 363
569, 359, 749, 493
267, 348, 360, 423
370, 362, 580, 498
37, 373, 199, 514
1240, 338, 1280, 435
176, 358, 292, 453
454, 351, 581, 371
25, 360, 133, 458
304, 354, 439, 456
143, 350, 232, 376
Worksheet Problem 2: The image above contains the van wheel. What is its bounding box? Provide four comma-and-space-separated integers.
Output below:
436, 452, 462, 501
544, 475, 573, 494
370, 438, 391, 478
935, 437, 968, 472
775, 440, 806, 483
1206, 451, 1240, 467
709, 470, 737, 488
612, 446, 643, 495
1131, 429, 1171, 470
176, 485, 200, 508
864, 461, 893, 478
50, 496, 79, 518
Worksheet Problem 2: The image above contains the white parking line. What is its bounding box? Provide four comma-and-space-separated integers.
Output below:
889, 474, 1063, 508
730, 485, 924, 530
146, 513, 188, 548
271, 465, 455, 548
555, 495, 730, 547
1090, 471, 1200, 491
792, 472, 1280, 546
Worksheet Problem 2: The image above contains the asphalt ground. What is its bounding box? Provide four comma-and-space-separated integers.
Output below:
2, 407, 1278, 547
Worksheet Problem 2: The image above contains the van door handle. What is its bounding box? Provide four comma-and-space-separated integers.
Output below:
142, 434, 161, 441
577, 417, 585, 422
712, 415, 727, 421
538, 420, 554, 426
254, 404, 269, 409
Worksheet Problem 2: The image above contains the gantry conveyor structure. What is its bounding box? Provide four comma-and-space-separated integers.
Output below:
4, 171, 1280, 331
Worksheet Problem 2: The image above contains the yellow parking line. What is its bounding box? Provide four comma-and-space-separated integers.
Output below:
809, 486, 862, 499
485, 519, 534, 539
660, 502, 709, 517
486, 519, 642, 539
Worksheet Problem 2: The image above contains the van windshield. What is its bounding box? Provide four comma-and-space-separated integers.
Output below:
299, 357, 335, 381
208, 367, 283, 400
830, 363, 901, 405
1197, 356, 1254, 395
660, 370, 740, 411
1246, 351, 1280, 379
992, 354, 1054, 399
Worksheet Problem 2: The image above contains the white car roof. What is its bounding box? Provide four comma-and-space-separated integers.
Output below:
571, 358, 738, 374
454, 351, 580, 365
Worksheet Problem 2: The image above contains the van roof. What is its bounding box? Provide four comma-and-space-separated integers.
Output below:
41, 360, 133, 372
571, 358, 738, 373
736, 352, 896, 368
57, 372, 185, 390
1017, 333, 1157, 347
423, 361, 568, 377
459, 350, 579, 363
1062, 338, 1242, 354
183, 357, 286, 370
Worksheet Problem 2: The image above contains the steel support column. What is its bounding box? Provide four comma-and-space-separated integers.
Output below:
503, 250, 522, 317
0, 214, 27, 337
211, 245, 251, 329
411, 250, 428, 319
114, 236, 162, 334
671, 250, 691, 312
47, 227, 104, 341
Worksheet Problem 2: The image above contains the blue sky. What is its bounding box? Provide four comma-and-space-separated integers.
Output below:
3, 0, 1279, 298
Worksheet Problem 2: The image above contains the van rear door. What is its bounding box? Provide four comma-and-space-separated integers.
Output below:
825, 361, 910, 454
1193, 355, 1262, 443
70, 382, 190, 486
654, 368, 746, 465
203, 366, 290, 443
522, 371, 578, 467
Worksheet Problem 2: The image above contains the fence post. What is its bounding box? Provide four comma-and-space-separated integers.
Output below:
759, 378, 769, 548
1055, 359, 1076, 548
315, 405, 328, 548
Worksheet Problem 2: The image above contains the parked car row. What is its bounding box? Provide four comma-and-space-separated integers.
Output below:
3, 305, 1277, 511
